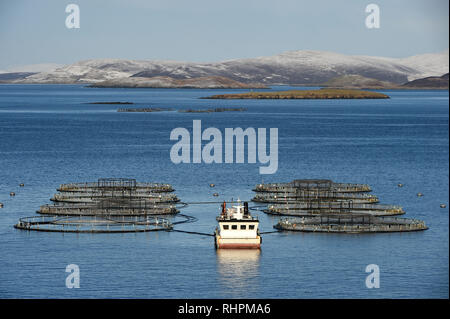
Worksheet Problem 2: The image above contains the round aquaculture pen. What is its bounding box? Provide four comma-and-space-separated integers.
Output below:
14, 215, 172, 233
264, 201, 405, 216
57, 178, 174, 193
50, 192, 179, 204
252, 191, 379, 204
38, 201, 179, 216
274, 214, 428, 233
253, 179, 372, 193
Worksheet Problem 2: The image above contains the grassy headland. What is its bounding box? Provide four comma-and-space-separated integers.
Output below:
203, 88, 389, 99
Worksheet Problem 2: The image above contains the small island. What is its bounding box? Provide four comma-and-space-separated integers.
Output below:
203, 88, 389, 99
117, 107, 246, 113
88, 101, 134, 105
178, 107, 246, 113
117, 107, 172, 112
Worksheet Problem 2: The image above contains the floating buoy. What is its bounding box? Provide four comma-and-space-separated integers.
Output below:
417, 193, 423, 197
440, 204, 447, 208
210, 183, 215, 187
213, 193, 219, 197
19, 183, 24, 187
10, 192, 15, 197
0, 203, 3, 208
398, 183, 403, 187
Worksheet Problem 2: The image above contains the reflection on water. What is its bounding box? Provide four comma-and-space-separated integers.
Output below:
216, 249, 261, 297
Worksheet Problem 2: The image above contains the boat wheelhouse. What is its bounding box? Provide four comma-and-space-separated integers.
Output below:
214, 200, 261, 249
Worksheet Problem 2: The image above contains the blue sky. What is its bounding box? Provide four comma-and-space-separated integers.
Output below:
0, 0, 448, 69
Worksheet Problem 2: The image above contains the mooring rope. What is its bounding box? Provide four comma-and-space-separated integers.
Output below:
171, 214, 198, 225
177, 200, 252, 206
168, 229, 214, 237
249, 205, 267, 211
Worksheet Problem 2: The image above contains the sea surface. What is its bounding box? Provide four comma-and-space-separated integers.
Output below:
0, 84, 448, 298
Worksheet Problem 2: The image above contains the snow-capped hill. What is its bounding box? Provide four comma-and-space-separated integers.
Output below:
398, 50, 449, 80
14, 49, 449, 85
89, 75, 267, 88
21, 59, 196, 83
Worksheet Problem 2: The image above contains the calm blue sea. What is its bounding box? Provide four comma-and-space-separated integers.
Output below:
0, 84, 448, 298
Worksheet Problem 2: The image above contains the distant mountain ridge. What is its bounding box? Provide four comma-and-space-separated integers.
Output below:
89, 76, 267, 89
402, 73, 449, 89
0, 72, 37, 82
8, 49, 449, 86
323, 75, 396, 89
323, 73, 449, 89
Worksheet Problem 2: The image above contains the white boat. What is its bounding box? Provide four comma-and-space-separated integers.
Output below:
214, 200, 261, 249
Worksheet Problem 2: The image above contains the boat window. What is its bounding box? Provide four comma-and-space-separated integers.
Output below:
223, 225, 229, 230
240, 225, 246, 230
249, 225, 255, 230
231, 225, 237, 230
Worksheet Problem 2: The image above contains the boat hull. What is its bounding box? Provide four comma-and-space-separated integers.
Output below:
215, 235, 261, 249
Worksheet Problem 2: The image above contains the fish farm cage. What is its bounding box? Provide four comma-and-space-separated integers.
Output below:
14, 178, 181, 233
37, 178, 181, 216
13, 177, 429, 235
264, 201, 405, 216
274, 214, 428, 233
253, 179, 372, 193
14, 215, 172, 233
252, 191, 379, 204
57, 178, 174, 193
252, 178, 419, 226
50, 192, 179, 204
38, 200, 179, 216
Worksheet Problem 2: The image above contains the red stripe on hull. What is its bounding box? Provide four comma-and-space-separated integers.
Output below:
216, 243, 261, 249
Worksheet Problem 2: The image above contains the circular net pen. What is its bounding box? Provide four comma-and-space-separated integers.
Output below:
14, 215, 172, 233
274, 214, 428, 233
57, 178, 174, 193
252, 191, 379, 204
264, 201, 405, 216
38, 200, 179, 216
50, 192, 179, 204
253, 180, 372, 193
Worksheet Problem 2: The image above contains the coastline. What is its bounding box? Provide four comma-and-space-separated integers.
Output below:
202, 88, 390, 99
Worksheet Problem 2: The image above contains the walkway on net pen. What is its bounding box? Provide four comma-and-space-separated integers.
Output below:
14, 215, 173, 233
263, 201, 405, 216
57, 178, 174, 193
252, 191, 379, 204
38, 201, 179, 216
274, 214, 428, 233
253, 179, 372, 193
51, 192, 179, 204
